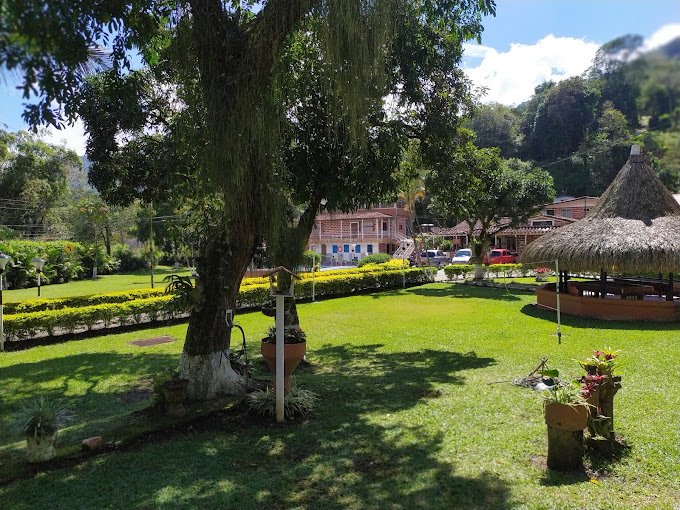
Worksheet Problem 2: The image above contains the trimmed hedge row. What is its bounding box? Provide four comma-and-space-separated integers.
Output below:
444, 263, 541, 279
4, 289, 166, 314
4, 296, 174, 341
4, 267, 435, 341
7, 261, 411, 314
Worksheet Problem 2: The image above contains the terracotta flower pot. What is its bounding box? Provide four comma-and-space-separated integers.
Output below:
261, 341, 306, 394
26, 431, 58, 463
544, 402, 589, 431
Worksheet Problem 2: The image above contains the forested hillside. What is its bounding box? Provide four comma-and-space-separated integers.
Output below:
468, 35, 680, 196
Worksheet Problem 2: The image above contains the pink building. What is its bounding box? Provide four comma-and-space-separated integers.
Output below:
307, 206, 412, 262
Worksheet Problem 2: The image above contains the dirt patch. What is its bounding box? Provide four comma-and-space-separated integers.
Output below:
129, 336, 174, 347
120, 386, 154, 404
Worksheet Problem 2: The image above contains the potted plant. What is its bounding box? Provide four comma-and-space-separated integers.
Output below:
542, 383, 590, 431
18, 396, 71, 463
577, 348, 619, 377
162, 374, 189, 417
577, 348, 622, 439
541, 382, 591, 471
261, 326, 306, 394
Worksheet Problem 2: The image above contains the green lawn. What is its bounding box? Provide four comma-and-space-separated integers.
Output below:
1, 283, 679, 509
4, 266, 191, 302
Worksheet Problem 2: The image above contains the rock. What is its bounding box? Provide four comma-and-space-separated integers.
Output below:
81, 436, 103, 450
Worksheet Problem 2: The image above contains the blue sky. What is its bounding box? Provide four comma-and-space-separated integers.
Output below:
1, 0, 679, 155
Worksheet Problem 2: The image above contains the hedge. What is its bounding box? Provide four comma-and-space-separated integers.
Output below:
4, 289, 167, 314
7, 261, 412, 314
3, 295, 174, 341
3, 267, 435, 342
443, 263, 535, 280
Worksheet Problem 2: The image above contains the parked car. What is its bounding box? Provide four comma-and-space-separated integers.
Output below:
451, 248, 473, 264
419, 250, 450, 267
483, 248, 517, 265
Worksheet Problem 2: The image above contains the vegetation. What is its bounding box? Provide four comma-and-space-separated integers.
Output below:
0, 0, 497, 400
246, 387, 319, 420
0, 284, 678, 507
3, 267, 434, 341
428, 140, 554, 277
465, 35, 680, 196
17, 396, 71, 438
356, 253, 392, 267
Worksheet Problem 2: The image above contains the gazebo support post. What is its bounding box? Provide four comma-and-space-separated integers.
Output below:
599, 270, 607, 298
667, 273, 674, 302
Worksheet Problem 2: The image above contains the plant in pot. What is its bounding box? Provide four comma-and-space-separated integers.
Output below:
577, 348, 622, 440
163, 377, 189, 417
541, 382, 591, 471
261, 326, 306, 394
18, 396, 71, 463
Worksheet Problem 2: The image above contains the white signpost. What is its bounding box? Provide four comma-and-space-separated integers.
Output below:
265, 266, 299, 422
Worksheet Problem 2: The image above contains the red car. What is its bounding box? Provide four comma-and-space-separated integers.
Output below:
483, 248, 517, 265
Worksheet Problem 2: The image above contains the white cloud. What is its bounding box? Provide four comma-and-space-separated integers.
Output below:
463, 35, 599, 106
463, 23, 680, 107
642, 23, 680, 52
41, 119, 88, 156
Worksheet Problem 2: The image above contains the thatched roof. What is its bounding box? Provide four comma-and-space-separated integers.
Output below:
521, 148, 680, 273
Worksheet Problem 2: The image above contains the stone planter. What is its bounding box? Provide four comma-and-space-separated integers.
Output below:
163, 378, 189, 417
26, 431, 58, 463
261, 341, 306, 394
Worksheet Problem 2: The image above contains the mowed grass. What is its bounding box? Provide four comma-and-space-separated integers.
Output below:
4, 266, 191, 302
1, 283, 679, 509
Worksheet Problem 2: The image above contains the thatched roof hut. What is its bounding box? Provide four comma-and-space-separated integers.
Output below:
521, 147, 680, 274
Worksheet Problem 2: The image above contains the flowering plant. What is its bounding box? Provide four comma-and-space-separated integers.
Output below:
535, 266, 550, 274
577, 348, 620, 375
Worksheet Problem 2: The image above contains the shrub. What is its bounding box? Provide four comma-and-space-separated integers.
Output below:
5, 288, 166, 314
301, 250, 321, 270
356, 253, 392, 267
439, 239, 453, 252
3, 295, 173, 341
112, 244, 148, 271
0, 240, 86, 289
246, 387, 319, 420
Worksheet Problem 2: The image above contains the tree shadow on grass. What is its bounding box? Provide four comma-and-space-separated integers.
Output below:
0, 351, 179, 455
404, 284, 522, 301
0, 345, 515, 509
520, 303, 680, 331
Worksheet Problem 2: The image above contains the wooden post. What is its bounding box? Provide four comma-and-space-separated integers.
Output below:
667, 273, 674, 302
547, 426, 584, 471
599, 269, 607, 298
595, 376, 621, 440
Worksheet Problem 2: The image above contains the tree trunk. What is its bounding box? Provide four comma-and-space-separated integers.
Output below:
547, 426, 584, 471
179, 223, 256, 401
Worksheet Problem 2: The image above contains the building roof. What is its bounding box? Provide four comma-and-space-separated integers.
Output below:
316, 211, 392, 220
521, 148, 680, 273
548, 196, 600, 206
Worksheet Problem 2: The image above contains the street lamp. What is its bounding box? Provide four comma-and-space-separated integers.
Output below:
31, 257, 46, 297
0, 253, 11, 351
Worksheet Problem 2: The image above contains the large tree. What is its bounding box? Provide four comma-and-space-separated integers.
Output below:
0, 130, 79, 238
1, 0, 495, 400
428, 135, 555, 279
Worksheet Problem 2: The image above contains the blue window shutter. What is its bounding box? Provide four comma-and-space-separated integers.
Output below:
332, 245, 338, 253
